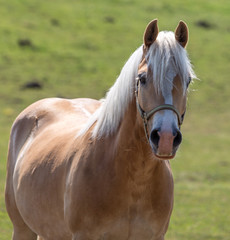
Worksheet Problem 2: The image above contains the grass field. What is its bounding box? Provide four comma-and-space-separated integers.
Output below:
0, 0, 229, 239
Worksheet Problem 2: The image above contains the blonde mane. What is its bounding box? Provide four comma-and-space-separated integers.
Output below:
79, 31, 196, 138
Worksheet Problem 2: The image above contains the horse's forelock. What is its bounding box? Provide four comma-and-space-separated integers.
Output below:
147, 31, 196, 96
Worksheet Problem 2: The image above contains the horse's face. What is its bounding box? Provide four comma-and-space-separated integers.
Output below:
136, 62, 187, 159
136, 20, 190, 159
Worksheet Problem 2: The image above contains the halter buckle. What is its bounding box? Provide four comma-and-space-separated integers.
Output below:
143, 112, 148, 125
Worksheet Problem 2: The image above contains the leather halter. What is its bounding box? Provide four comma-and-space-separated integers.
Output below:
135, 77, 182, 141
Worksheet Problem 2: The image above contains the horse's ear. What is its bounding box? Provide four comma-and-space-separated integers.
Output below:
143, 19, 159, 48
175, 20, 189, 48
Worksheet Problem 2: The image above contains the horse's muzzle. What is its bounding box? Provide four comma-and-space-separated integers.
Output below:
150, 128, 182, 159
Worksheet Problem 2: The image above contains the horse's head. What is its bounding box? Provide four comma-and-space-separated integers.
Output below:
136, 19, 194, 160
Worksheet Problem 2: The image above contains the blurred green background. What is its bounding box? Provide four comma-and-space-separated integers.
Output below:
0, 0, 229, 239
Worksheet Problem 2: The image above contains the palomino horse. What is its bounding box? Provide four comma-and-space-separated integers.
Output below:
5, 19, 196, 240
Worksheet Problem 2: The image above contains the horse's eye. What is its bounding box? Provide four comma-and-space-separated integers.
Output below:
138, 72, 147, 85
187, 76, 192, 87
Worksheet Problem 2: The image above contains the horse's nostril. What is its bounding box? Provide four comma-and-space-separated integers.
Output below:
150, 129, 160, 148
173, 130, 182, 148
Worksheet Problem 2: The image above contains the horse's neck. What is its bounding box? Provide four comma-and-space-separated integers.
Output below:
82, 99, 170, 186
111, 99, 164, 183
78, 99, 171, 198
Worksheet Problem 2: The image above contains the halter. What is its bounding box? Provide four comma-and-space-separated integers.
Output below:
135, 77, 182, 141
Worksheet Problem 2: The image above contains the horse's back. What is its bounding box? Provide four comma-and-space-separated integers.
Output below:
5, 97, 101, 239
7, 97, 100, 177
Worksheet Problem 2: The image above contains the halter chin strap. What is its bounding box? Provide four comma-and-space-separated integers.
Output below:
135, 80, 182, 141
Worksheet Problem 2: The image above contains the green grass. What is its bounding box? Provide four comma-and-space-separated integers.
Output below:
0, 0, 229, 239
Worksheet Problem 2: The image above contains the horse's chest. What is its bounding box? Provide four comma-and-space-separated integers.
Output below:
101, 215, 154, 240
99, 198, 170, 240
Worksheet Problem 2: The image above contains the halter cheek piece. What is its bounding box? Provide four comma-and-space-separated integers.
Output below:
135, 76, 183, 141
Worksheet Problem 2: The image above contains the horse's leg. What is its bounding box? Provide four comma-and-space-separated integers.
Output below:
5, 186, 37, 240
12, 222, 37, 240
10, 207, 37, 240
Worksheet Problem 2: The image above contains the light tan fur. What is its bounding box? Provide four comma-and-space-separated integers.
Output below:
5, 20, 192, 240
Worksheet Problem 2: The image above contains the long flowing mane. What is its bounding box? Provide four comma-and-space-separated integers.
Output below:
80, 31, 196, 138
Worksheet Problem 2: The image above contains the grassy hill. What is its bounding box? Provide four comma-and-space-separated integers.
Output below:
0, 0, 229, 239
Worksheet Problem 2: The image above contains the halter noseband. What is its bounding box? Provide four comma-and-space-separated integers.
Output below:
135, 77, 182, 141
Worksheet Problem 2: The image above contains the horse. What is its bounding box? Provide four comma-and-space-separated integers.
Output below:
5, 19, 196, 240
